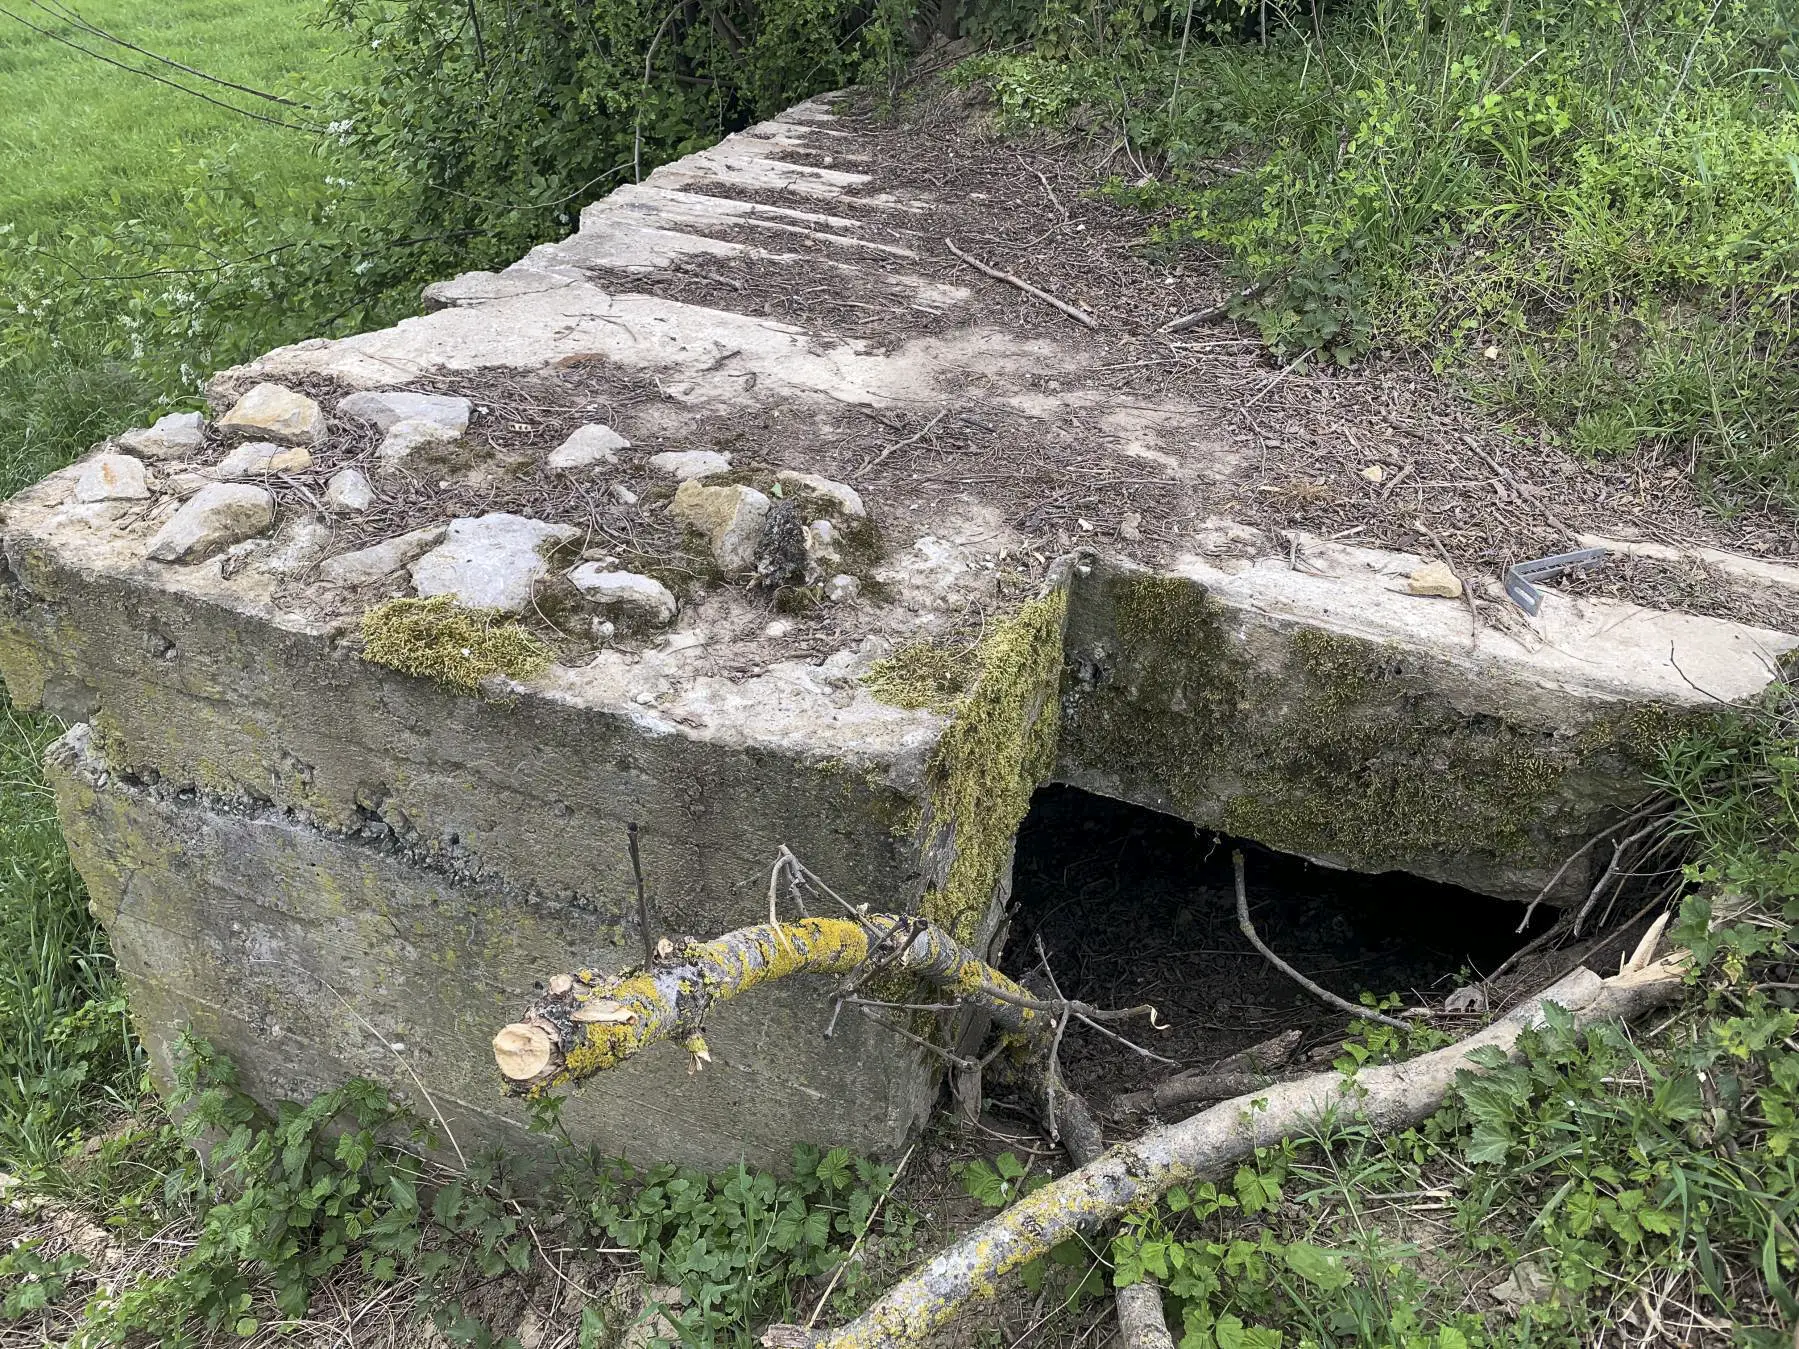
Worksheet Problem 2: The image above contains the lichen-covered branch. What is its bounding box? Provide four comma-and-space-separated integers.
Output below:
775, 953, 1689, 1349
492, 915, 1049, 1093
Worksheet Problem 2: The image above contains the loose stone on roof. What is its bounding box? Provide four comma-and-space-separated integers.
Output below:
409, 513, 578, 613
319, 526, 447, 587
670, 481, 771, 573
649, 450, 732, 481
116, 411, 205, 461
566, 566, 678, 626
215, 441, 313, 479
777, 471, 865, 518
145, 483, 274, 564
324, 468, 374, 513
73, 453, 150, 503
337, 390, 472, 434
377, 419, 460, 469
217, 383, 324, 447
547, 424, 630, 470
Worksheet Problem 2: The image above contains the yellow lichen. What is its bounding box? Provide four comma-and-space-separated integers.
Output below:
358, 596, 549, 694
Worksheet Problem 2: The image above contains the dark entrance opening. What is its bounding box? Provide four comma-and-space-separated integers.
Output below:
1001, 785, 1547, 1107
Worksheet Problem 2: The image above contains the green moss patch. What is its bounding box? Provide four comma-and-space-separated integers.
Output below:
358, 597, 549, 694
1062, 571, 1675, 875
865, 593, 1069, 942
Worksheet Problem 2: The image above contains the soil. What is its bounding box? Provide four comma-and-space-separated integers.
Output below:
1000, 785, 1557, 1116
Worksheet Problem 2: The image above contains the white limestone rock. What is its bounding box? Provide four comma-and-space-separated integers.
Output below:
73, 452, 150, 503
777, 470, 865, 518
160, 471, 210, 499
547, 424, 630, 470
566, 566, 678, 626
320, 526, 448, 587
218, 383, 324, 446
116, 411, 205, 461
377, 418, 460, 469
669, 481, 771, 573
336, 390, 472, 434
410, 513, 579, 613
215, 440, 313, 479
649, 450, 732, 481
146, 483, 274, 563
324, 468, 374, 513
827, 573, 861, 604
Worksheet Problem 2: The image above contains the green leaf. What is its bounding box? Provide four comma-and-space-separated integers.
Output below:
1282, 1241, 1353, 1291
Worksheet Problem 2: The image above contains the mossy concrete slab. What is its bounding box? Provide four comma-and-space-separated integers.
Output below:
1057, 549, 1794, 899
46, 725, 932, 1171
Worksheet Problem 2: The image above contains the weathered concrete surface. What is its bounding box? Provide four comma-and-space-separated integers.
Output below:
3, 91, 1796, 1166
46, 727, 924, 1171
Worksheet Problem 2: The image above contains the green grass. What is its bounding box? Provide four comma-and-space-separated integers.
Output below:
0, 0, 350, 1182
966, 0, 1799, 514
0, 692, 134, 1180
0, 0, 351, 233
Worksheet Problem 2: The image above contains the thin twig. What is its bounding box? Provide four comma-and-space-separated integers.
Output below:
1162, 276, 1277, 334
627, 822, 655, 968
1514, 799, 1669, 932
856, 409, 947, 477
945, 238, 1098, 329
1233, 852, 1411, 1031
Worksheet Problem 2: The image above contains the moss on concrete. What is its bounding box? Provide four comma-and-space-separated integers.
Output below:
911, 592, 1070, 942
359, 597, 549, 694
862, 641, 980, 712
1061, 569, 1669, 875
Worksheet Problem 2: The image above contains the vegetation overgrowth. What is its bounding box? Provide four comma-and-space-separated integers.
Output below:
2, 0, 1799, 1343
967, 0, 1799, 513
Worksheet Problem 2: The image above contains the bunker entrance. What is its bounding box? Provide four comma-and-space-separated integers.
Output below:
1001, 785, 1549, 1109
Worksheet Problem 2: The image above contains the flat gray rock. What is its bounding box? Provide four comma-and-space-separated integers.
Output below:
547, 424, 630, 470
116, 411, 205, 461
337, 390, 472, 434
217, 383, 324, 447
409, 513, 579, 612
566, 565, 678, 625
778, 471, 865, 518
73, 453, 150, 503
323, 468, 374, 512
377, 418, 459, 469
145, 483, 274, 563
215, 441, 312, 479
319, 526, 447, 587
649, 450, 732, 481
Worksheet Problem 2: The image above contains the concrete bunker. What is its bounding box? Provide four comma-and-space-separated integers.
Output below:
2, 92, 1796, 1172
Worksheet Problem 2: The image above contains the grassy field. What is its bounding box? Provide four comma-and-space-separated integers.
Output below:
0, 0, 350, 233
0, 0, 349, 1185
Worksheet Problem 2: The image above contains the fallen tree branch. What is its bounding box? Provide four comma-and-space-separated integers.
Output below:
493, 914, 1059, 1091
769, 950, 1689, 1347
1113, 1070, 1305, 1117
499, 905, 1172, 1348
1234, 851, 1412, 1031
945, 237, 1099, 329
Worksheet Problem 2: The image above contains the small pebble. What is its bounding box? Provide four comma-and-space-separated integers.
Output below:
764, 620, 792, 638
